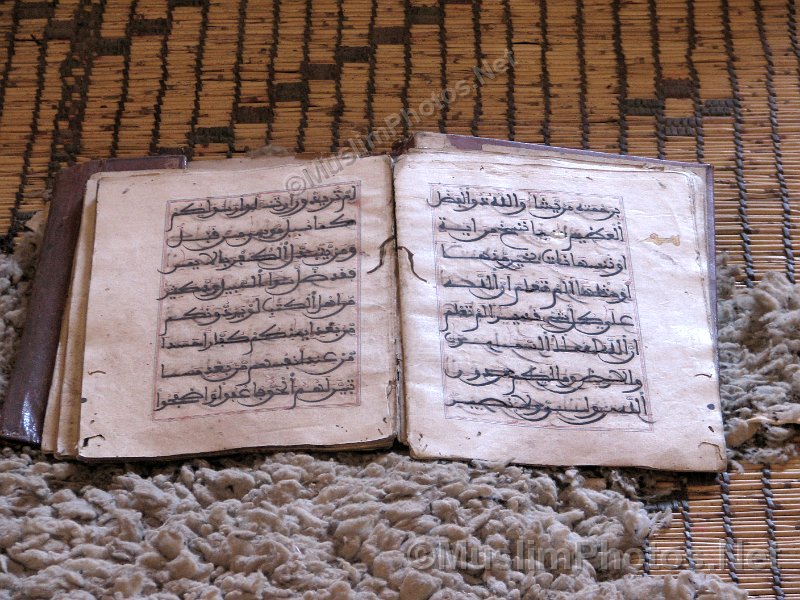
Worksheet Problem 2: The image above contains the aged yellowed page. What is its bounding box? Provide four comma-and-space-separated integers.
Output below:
54, 177, 101, 457
78, 157, 398, 459
41, 309, 68, 453
57, 158, 315, 458
394, 150, 725, 471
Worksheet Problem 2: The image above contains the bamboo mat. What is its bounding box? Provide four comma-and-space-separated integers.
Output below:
1, 0, 799, 596
646, 463, 800, 598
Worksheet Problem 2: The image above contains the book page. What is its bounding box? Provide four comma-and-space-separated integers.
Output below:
41, 310, 67, 453
55, 158, 319, 458
79, 157, 397, 459
54, 177, 100, 457
394, 151, 725, 471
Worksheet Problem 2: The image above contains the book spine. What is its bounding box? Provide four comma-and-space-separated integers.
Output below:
0, 156, 186, 446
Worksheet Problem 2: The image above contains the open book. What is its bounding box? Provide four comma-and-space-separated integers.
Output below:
11, 134, 725, 470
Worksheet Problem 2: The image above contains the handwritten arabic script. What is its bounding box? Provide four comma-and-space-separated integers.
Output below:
153, 183, 362, 418
431, 184, 651, 430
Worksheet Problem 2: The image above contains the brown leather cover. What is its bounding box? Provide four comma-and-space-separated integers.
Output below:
1, 156, 187, 446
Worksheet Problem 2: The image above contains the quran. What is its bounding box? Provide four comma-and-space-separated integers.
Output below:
10, 134, 725, 470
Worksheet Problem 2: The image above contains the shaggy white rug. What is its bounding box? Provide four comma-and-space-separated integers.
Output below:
0, 218, 789, 599
717, 259, 800, 465
0, 451, 745, 599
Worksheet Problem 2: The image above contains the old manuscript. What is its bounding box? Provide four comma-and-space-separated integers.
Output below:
46, 134, 724, 470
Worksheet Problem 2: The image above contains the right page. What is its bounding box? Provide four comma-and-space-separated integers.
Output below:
393, 141, 725, 471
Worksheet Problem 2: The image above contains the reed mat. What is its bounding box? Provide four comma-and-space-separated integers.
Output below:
1, 0, 800, 597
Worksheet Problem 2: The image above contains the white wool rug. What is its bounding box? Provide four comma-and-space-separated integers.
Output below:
0, 219, 791, 599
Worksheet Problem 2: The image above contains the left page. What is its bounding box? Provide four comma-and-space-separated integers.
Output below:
78, 157, 398, 459
50, 159, 314, 458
